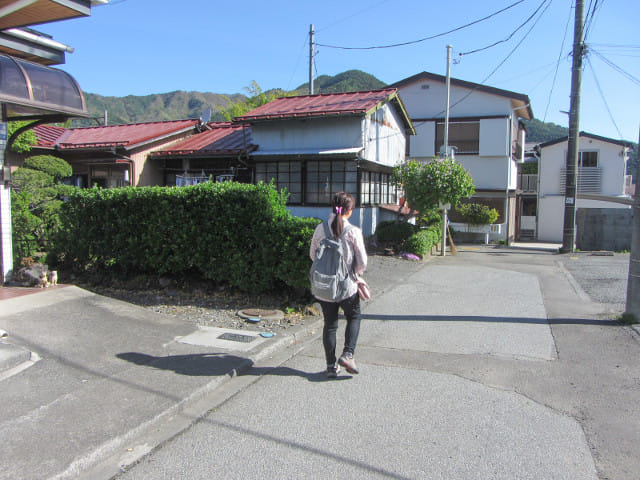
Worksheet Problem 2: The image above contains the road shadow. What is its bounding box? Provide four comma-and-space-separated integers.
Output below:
116, 352, 352, 382
361, 313, 622, 326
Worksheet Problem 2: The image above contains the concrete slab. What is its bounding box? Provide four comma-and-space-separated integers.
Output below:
177, 327, 271, 352
361, 264, 557, 360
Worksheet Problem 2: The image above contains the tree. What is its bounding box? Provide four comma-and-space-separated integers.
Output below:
11, 155, 74, 261
393, 158, 475, 217
8, 121, 37, 153
218, 81, 287, 120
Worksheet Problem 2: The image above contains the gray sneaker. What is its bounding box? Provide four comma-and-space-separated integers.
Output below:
326, 363, 341, 378
338, 352, 359, 374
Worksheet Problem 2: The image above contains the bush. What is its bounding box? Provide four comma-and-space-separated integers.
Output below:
50, 182, 318, 295
403, 225, 441, 258
375, 221, 417, 246
456, 203, 499, 225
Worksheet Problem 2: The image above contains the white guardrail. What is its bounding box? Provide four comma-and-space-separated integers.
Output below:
449, 222, 503, 244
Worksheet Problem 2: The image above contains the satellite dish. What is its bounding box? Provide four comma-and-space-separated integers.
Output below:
200, 107, 212, 124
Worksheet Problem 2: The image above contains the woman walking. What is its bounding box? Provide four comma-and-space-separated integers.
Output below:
309, 192, 368, 378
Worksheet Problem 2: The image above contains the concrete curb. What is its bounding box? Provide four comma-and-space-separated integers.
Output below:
58, 316, 324, 480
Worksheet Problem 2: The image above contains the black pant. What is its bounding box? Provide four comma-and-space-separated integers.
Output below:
319, 293, 361, 366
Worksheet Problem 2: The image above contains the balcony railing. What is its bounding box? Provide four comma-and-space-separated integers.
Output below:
518, 174, 538, 193
560, 167, 601, 194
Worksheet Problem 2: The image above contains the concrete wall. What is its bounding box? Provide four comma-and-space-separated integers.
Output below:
576, 208, 632, 251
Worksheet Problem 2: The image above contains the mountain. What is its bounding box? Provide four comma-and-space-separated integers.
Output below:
523, 118, 569, 144
71, 70, 385, 128
71, 91, 245, 127
292, 69, 386, 95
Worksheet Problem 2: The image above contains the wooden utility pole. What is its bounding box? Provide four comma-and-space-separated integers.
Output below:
309, 24, 315, 95
626, 128, 640, 320
560, 0, 584, 253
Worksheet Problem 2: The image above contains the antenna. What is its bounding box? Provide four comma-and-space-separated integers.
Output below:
197, 107, 212, 132
200, 107, 212, 124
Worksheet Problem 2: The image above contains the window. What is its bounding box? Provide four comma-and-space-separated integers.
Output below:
435, 121, 480, 155
360, 171, 398, 205
579, 151, 598, 168
305, 160, 357, 205
255, 161, 302, 203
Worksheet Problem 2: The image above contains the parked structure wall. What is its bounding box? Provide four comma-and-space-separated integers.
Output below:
576, 208, 632, 251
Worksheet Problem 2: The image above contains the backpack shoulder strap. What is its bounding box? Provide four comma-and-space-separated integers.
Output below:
322, 220, 333, 239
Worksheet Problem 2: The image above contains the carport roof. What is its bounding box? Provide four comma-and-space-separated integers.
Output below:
0, 53, 88, 119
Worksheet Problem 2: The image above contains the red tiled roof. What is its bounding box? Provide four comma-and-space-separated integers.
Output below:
236, 88, 401, 122
150, 122, 254, 157
35, 119, 199, 150
33, 124, 66, 147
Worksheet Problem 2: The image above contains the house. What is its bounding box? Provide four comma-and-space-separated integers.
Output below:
29, 89, 415, 236
30, 119, 202, 187
232, 88, 415, 236
535, 132, 632, 243
388, 72, 533, 243
148, 122, 256, 185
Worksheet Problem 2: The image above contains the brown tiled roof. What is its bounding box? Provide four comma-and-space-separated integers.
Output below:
34, 119, 199, 150
236, 88, 407, 123
33, 124, 66, 147
150, 122, 255, 157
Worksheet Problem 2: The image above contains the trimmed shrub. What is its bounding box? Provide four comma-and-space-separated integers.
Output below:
50, 182, 317, 295
404, 225, 441, 258
375, 221, 417, 246
456, 203, 499, 225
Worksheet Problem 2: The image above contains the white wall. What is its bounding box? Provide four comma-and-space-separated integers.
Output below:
251, 117, 362, 152
362, 103, 407, 167
0, 185, 12, 282
398, 80, 513, 118
409, 121, 435, 158
479, 118, 509, 157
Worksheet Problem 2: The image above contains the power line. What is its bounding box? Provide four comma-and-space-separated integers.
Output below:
543, 0, 573, 121
433, 0, 551, 117
459, 0, 550, 56
586, 55, 623, 138
315, 0, 525, 50
590, 48, 640, 87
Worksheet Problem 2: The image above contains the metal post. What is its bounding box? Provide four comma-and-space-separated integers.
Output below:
560, 0, 584, 253
444, 45, 452, 157
625, 127, 640, 320
441, 207, 447, 257
309, 24, 315, 96
0, 117, 12, 284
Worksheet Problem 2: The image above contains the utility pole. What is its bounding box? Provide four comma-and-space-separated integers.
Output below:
309, 24, 314, 95
560, 0, 584, 253
441, 45, 453, 257
626, 127, 640, 321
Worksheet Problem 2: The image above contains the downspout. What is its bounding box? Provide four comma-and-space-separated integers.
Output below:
113, 150, 135, 186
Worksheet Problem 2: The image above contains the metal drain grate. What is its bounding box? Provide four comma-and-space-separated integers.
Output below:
218, 332, 256, 343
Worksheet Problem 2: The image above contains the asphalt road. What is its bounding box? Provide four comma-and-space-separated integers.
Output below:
112, 246, 640, 480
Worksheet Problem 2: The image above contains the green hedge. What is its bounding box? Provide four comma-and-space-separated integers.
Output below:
456, 203, 499, 225
403, 225, 441, 258
50, 182, 320, 294
375, 221, 418, 246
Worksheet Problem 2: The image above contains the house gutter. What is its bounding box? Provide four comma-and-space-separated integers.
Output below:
3, 28, 75, 53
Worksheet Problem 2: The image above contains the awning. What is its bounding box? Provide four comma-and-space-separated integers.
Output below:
0, 0, 101, 30
0, 53, 88, 119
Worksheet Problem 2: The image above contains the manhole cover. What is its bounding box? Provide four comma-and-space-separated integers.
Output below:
218, 333, 256, 343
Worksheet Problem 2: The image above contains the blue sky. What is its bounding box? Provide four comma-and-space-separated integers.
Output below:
38, 0, 639, 142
